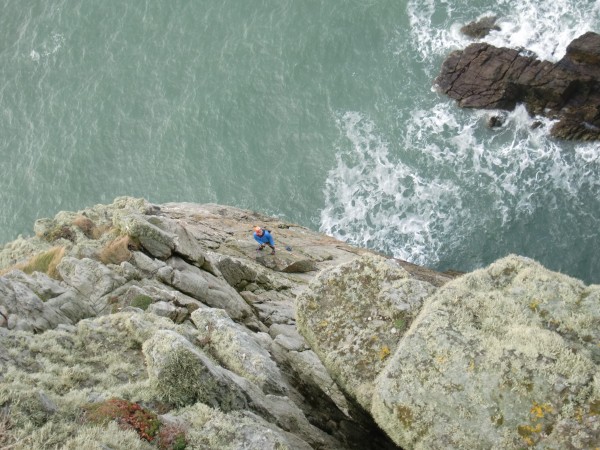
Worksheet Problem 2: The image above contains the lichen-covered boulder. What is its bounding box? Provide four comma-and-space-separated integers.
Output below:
113, 212, 175, 259
174, 403, 313, 450
0, 273, 84, 332
191, 308, 288, 394
372, 255, 600, 450
296, 254, 437, 409
142, 329, 247, 410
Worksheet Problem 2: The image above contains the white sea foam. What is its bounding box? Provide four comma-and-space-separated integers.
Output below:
407, 0, 600, 63
321, 103, 600, 269
30, 32, 65, 61
320, 111, 464, 265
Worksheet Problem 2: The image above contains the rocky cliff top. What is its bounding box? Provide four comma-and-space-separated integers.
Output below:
0, 198, 598, 449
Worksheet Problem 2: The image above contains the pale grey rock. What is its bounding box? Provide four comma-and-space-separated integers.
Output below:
158, 217, 207, 266
130, 251, 166, 276
253, 300, 295, 326
255, 252, 317, 273
191, 308, 288, 395
57, 257, 126, 304
171, 268, 210, 300
4, 270, 67, 301
269, 324, 307, 352
0, 274, 76, 332
113, 212, 175, 259
296, 253, 437, 410
164, 256, 253, 320
46, 291, 96, 323
371, 255, 600, 450
147, 301, 187, 323
216, 255, 259, 290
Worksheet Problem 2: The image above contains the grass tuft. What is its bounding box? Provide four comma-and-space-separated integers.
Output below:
0, 247, 66, 280
99, 236, 139, 265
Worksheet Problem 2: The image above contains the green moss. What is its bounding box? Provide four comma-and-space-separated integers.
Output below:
393, 318, 406, 332
131, 295, 153, 311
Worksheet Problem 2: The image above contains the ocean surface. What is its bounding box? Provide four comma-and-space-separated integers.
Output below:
1, 0, 599, 283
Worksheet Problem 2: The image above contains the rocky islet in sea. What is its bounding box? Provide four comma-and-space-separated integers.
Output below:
435, 31, 600, 141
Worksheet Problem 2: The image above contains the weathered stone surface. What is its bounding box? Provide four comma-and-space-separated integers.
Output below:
146, 301, 188, 323
191, 308, 288, 395
435, 32, 600, 140
113, 212, 175, 259
460, 16, 500, 38
0, 197, 474, 449
143, 329, 249, 410
0, 271, 95, 332
58, 257, 126, 301
255, 252, 317, 273
296, 253, 437, 409
371, 255, 600, 449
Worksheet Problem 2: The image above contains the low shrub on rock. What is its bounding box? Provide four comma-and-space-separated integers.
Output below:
83, 398, 188, 449
84, 398, 160, 442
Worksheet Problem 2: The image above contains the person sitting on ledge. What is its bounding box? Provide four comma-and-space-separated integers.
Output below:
253, 226, 276, 255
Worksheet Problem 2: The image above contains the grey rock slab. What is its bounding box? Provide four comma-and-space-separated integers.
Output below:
191, 308, 288, 395
372, 255, 600, 450
57, 257, 127, 302
296, 253, 436, 409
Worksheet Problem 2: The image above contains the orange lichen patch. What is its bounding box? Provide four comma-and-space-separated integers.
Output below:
379, 345, 391, 361
530, 402, 553, 419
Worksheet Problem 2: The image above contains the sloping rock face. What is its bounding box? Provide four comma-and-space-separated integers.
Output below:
435, 31, 600, 140
296, 254, 437, 410
2, 197, 597, 449
296, 254, 600, 449
3, 197, 454, 449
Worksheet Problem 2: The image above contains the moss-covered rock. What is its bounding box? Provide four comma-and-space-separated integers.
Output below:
191, 308, 287, 394
296, 253, 437, 409
142, 329, 248, 410
372, 255, 600, 449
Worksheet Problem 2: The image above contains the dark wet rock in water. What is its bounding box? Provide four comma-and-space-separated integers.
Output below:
486, 113, 506, 128
435, 31, 600, 141
460, 16, 500, 38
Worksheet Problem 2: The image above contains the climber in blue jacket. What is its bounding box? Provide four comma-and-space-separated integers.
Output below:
253, 226, 276, 255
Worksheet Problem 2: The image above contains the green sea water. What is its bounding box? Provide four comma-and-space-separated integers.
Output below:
1, 0, 599, 283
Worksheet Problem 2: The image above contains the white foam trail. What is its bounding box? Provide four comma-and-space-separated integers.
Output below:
321, 105, 600, 269
321, 111, 464, 265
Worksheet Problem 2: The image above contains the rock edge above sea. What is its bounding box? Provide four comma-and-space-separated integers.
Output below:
0, 197, 598, 450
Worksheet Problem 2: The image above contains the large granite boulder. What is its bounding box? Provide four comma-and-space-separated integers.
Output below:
371, 255, 600, 449
435, 31, 600, 140
296, 254, 437, 410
